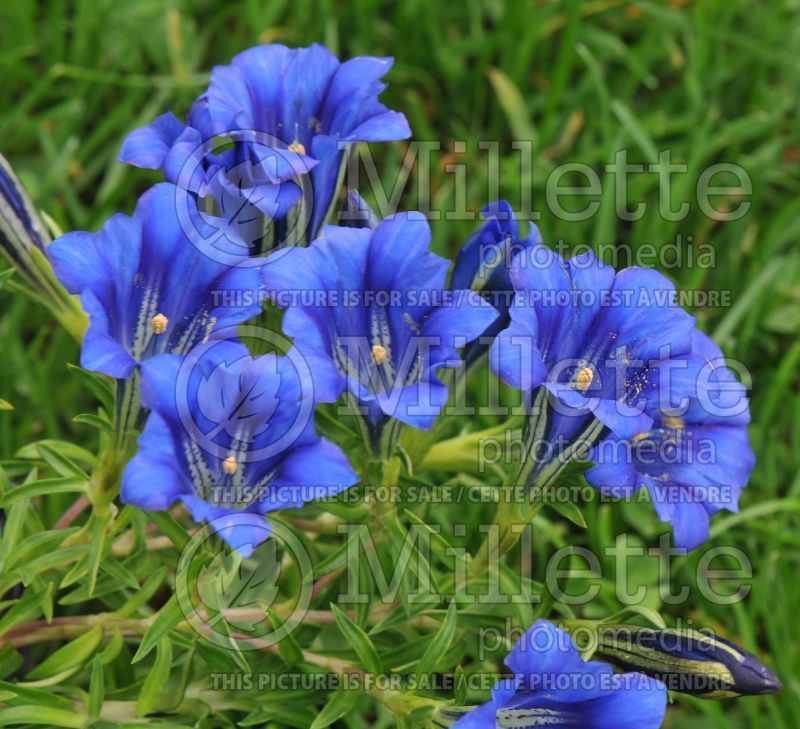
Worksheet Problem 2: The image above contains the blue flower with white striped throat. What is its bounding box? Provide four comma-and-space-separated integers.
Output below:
585, 330, 755, 550
48, 183, 263, 380
119, 43, 410, 251
451, 620, 666, 729
121, 339, 357, 555
263, 213, 498, 455
489, 243, 696, 489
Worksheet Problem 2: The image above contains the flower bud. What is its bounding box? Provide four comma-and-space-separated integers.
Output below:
1, 153, 87, 341
597, 626, 782, 699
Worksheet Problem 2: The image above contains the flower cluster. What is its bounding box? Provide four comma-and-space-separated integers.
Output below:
487, 238, 754, 550
44, 44, 486, 554
25, 40, 772, 727
120, 43, 410, 252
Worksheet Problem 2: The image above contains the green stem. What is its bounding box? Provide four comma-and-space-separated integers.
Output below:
468, 389, 548, 576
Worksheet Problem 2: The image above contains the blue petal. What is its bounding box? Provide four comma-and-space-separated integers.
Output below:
119, 112, 187, 169
48, 214, 142, 297
489, 320, 547, 392
505, 620, 587, 677
566, 250, 615, 346
344, 111, 411, 142
509, 244, 571, 357
121, 411, 189, 511
646, 481, 712, 552
139, 352, 184, 420
309, 133, 346, 238
598, 267, 696, 362
180, 499, 273, 558
375, 378, 450, 430
324, 56, 410, 141
366, 213, 448, 295
585, 437, 639, 499
79, 289, 137, 379
587, 674, 667, 729
267, 438, 358, 510
420, 289, 499, 362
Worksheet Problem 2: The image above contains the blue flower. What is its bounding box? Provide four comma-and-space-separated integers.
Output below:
48, 183, 263, 380
452, 620, 666, 729
585, 330, 754, 550
120, 44, 410, 249
262, 214, 498, 451
489, 243, 696, 484
121, 340, 357, 555
451, 201, 541, 365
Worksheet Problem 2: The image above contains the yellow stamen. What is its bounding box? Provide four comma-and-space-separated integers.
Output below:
288, 140, 306, 155
222, 456, 238, 475
151, 313, 168, 334
372, 344, 387, 366
662, 415, 685, 431
574, 366, 594, 392
632, 432, 649, 444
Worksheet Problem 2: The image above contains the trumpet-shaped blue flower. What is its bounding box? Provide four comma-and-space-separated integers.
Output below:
48, 183, 263, 380
121, 340, 357, 555
489, 244, 696, 480
262, 214, 498, 447
453, 620, 666, 729
585, 330, 754, 550
120, 44, 410, 249
451, 201, 541, 364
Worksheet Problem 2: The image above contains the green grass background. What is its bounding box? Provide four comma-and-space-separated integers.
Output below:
0, 0, 798, 727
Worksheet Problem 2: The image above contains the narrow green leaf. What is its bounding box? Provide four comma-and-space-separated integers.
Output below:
309, 686, 359, 729
112, 566, 166, 618
610, 99, 659, 164
87, 654, 104, 719
16, 440, 97, 469
486, 67, 538, 146
73, 413, 114, 434
545, 499, 587, 529
0, 680, 74, 710
148, 510, 190, 550
36, 443, 89, 479
0, 706, 84, 727
26, 623, 103, 679
66, 363, 115, 414
99, 557, 141, 590
330, 603, 382, 674
86, 510, 114, 596
132, 595, 184, 663
0, 499, 29, 573
0, 476, 88, 506
0, 580, 53, 636
99, 629, 125, 665
269, 613, 303, 667
453, 665, 468, 705
136, 636, 173, 717
416, 601, 459, 676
